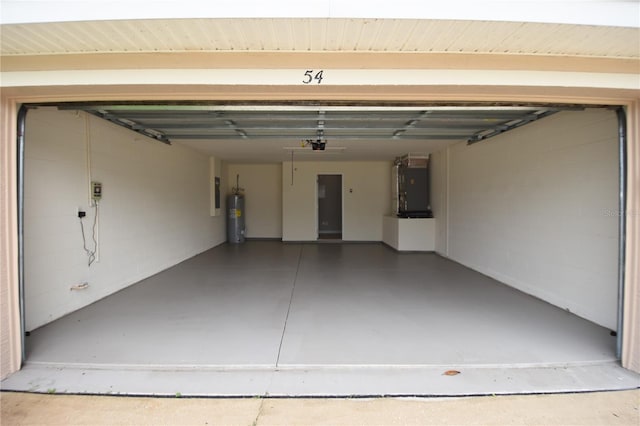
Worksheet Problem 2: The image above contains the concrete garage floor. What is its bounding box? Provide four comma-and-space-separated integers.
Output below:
3, 242, 639, 396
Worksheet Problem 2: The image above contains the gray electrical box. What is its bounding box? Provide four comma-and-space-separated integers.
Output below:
91, 181, 102, 201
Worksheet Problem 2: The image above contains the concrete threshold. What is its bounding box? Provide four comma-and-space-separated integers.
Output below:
2, 361, 638, 397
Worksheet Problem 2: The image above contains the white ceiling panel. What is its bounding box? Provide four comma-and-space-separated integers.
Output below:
2, 18, 638, 58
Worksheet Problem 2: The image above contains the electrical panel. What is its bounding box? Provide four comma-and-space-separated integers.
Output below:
91, 181, 103, 201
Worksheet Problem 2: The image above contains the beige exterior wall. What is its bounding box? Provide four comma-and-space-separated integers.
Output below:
0, 97, 22, 379
1, 52, 638, 378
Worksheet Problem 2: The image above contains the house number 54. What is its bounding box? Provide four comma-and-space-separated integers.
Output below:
302, 70, 324, 84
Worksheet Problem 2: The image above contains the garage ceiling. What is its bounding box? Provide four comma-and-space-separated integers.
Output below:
58, 104, 564, 162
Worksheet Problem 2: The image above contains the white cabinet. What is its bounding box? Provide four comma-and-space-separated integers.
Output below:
383, 216, 435, 251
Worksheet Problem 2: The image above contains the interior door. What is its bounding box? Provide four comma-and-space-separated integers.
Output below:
317, 174, 342, 240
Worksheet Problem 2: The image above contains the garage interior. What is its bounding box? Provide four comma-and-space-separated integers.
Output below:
4, 101, 638, 396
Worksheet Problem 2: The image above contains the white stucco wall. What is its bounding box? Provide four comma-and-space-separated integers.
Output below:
432, 109, 619, 329
24, 108, 226, 330
282, 161, 391, 241
226, 163, 283, 239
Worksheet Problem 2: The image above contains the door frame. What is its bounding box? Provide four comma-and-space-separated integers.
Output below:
1, 84, 639, 378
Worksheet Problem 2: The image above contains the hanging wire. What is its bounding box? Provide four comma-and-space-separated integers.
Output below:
90, 201, 99, 266
80, 201, 99, 266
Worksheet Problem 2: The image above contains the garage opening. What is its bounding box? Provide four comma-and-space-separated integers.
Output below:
8, 101, 637, 396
